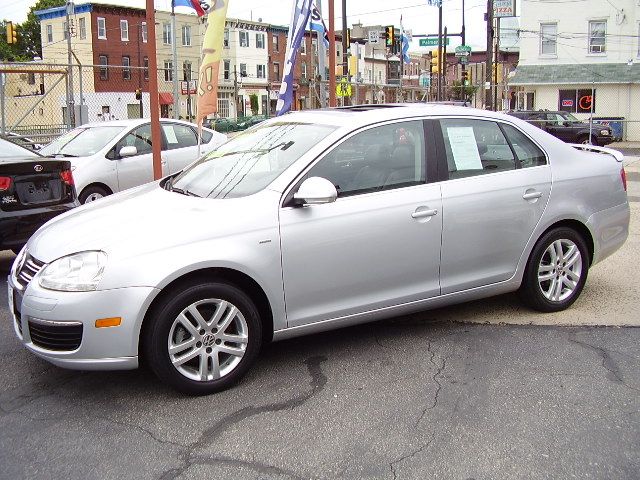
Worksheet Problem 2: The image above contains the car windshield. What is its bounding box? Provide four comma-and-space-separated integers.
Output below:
562, 113, 580, 123
40, 126, 125, 157
0, 138, 39, 158
169, 122, 336, 199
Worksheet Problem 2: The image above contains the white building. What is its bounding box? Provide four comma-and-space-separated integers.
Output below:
511, 0, 640, 140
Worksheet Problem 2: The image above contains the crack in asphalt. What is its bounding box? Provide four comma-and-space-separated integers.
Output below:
158, 355, 327, 480
415, 341, 446, 428
570, 337, 640, 392
389, 432, 436, 480
89, 415, 187, 449
185, 454, 307, 480
0, 372, 81, 417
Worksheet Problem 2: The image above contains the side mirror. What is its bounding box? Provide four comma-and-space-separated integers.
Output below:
119, 145, 138, 158
293, 177, 337, 205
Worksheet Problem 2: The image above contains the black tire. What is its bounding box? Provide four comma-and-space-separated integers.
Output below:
519, 227, 590, 313
143, 281, 262, 395
578, 135, 598, 146
11, 246, 24, 256
79, 185, 110, 204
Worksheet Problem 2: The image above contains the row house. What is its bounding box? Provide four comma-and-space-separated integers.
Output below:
511, 0, 640, 140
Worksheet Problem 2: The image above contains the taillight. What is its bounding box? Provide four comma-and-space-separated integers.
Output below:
621, 167, 627, 192
0, 176, 12, 191
60, 169, 74, 186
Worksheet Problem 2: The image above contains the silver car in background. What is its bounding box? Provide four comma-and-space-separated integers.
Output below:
9, 105, 629, 395
39, 119, 226, 204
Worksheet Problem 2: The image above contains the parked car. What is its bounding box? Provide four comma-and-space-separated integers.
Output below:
9, 105, 629, 395
39, 119, 226, 203
507, 110, 613, 146
4, 132, 44, 151
0, 139, 76, 253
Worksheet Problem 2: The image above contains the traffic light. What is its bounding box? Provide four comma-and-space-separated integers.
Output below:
461, 70, 469, 86
135, 88, 142, 100
430, 49, 440, 74
385, 25, 395, 48
6, 21, 17, 44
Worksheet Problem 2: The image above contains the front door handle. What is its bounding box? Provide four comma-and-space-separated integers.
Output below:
411, 208, 438, 219
522, 191, 543, 200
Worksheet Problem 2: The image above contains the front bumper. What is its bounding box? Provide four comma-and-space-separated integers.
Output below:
8, 273, 158, 370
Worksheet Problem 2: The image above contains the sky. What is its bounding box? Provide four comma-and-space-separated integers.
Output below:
0, 0, 521, 52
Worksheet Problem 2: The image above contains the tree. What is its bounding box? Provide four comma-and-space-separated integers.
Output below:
450, 80, 478, 102
1, 0, 65, 61
249, 93, 259, 116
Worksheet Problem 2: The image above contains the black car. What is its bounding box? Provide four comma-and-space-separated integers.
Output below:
507, 110, 613, 146
0, 139, 77, 253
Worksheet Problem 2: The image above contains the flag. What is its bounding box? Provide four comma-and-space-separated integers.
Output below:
276, 0, 314, 116
400, 16, 411, 64
173, 0, 207, 17
196, 0, 229, 125
309, 0, 329, 48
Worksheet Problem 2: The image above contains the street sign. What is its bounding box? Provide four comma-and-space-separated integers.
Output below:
180, 80, 197, 95
494, 0, 516, 17
419, 38, 450, 47
368, 30, 379, 44
336, 78, 352, 97
458, 56, 469, 65
455, 45, 472, 53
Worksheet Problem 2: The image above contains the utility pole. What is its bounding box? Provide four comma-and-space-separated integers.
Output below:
494, 16, 500, 111
461, 0, 466, 99
145, 0, 162, 179
485, 0, 494, 110
65, 0, 75, 128
316, 0, 327, 107
443, 26, 448, 100
171, 1, 180, 119
341, 0, 349, 106
437, 2, 443, 101
233, 66, 239, 120
328, 0, 337, 107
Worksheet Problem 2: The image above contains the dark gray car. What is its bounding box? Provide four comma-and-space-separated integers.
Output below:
508, 110, 613, 146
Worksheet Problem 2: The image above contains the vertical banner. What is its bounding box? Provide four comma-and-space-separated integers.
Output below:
196, 0, 230, 126
276, 0, 314, 116
400, 16, 410, 64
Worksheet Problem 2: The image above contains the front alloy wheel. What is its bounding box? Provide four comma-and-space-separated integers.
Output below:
519, 227, 589, 312
144, 281, 262, 395
168, 299, 248, 382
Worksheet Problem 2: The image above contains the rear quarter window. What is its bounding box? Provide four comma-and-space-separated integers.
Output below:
501, 124, 547, 168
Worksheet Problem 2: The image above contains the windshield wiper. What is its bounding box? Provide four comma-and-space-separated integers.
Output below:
170, 186, 201, 197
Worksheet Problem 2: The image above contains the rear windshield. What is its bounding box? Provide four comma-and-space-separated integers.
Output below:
169, 122, 336, 199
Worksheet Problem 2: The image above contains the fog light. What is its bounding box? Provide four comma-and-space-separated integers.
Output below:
95, 317, 122, 328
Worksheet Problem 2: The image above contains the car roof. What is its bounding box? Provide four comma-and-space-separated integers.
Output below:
77, 118, 212, 130
269, 103, 518, 129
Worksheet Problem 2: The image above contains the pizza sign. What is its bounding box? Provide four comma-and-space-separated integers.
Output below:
561, 100, 574, 107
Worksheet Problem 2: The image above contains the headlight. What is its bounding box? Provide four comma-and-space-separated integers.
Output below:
600, 130, 610, 135
39, 251, 107, 292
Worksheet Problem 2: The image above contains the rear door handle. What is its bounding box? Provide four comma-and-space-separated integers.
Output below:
411, 208, 438, 219
522, 191, 543, 200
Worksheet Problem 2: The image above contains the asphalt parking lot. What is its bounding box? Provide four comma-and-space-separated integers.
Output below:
0, 154, 638, 480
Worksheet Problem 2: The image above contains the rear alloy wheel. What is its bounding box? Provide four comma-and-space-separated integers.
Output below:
144, 281, 262, 395
79, 185, 109, 204
519, 227, 589, 312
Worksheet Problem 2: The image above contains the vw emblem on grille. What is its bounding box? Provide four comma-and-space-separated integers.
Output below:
34, 164, 43, 172
202, 333, 216, 347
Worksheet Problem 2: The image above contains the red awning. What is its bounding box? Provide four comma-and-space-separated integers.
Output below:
158, 92, 174, 105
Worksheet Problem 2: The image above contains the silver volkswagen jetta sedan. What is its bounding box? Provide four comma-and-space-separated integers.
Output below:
9, 105, 629, 395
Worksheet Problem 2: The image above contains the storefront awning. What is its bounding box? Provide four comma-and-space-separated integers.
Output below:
510, 63, 640, 86
158, 92, 174, 105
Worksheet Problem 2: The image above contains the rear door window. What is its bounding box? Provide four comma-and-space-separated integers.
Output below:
162, 123, 198, 150
439, 119, 515, 179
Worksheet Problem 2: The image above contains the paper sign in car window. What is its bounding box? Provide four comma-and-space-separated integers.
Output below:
447, 127, 483, 170
164, 126, 179, 144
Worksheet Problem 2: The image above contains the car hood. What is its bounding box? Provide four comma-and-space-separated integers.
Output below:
27, 183, 279, 264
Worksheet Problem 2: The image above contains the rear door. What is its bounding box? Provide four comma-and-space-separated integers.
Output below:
161, 123, 201, 173
436, 118, 551, 294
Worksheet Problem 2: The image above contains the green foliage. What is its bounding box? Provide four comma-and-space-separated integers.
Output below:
1, 0, 65, 61
249, 93, 259, 116
450, 80, 478, 101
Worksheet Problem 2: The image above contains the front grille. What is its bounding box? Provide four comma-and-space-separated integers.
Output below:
15, 254, 45, 290
28, 319, 82, 351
